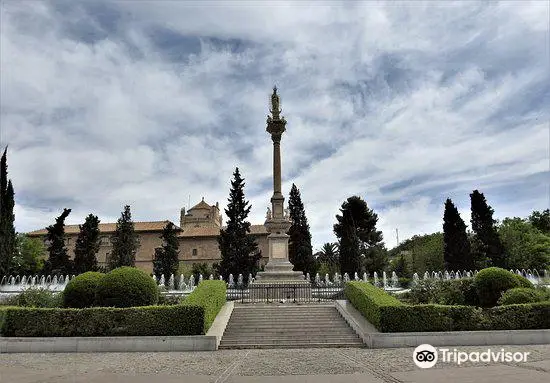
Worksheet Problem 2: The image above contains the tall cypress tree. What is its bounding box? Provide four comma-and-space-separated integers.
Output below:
152, 222, 180, 281
0, 147, 16, 276
470, 190, 505, 268
109, 205, 140, 270
216, 168, 261, 283
288, 184, 316, 276
337, 210, 362, 275
443, 198, 473, 271
44, 208, 72, 275
73, 214, 101, 274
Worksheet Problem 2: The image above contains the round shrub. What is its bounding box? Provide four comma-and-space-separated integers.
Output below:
474, 267, 522, 307
63, 272, 105, 308
97, 267, 159, 308
498, 288, 544, 305
512, 274, 534, 289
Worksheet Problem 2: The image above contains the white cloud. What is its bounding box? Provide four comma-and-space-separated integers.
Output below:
1, 0, 548, 252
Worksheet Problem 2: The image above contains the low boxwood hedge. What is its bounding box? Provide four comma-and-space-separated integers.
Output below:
182, 280, 226, 331
498, 288, 544, 305
344, 281, 403, 329
0, 305, 204, 337
381, 304, 484, 332
484, 302, 550, 330
345, 281, 549, 332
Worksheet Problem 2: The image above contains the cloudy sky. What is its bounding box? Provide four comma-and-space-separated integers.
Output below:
1, 0, 549, 251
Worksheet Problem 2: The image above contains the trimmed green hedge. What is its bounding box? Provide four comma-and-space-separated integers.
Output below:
0, 305, 204, 337
182, 280, 226, 331
345, 281, 549, 332
381, 304, 483, 332
484, 302, 550, 330
63, 272, 105, 308
344, 281, 403, 329
498, 288, 544, 305
97, 267, 159, 308
474, 267, 524, 307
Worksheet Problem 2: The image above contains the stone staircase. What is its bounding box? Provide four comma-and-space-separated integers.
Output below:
219, 303, 364, 349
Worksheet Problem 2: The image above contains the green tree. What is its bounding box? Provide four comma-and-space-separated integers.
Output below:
470, 190, 505, 268
216, 168, 261, 283
73, 214, 101, 274
528, 209, 550, 235
10, 234, 45, 275
152, 222, 180, 281
317, 242, 339, 266
0, 147, 16, 276
44, 208, 73, 275
334, 196, 385, 275
499, 217, 550, 270
288, 184, 316, 276
388, 233, 444, 275
443, 198, 473, 271
109, 205, 140, 270
390, 251, 409, 277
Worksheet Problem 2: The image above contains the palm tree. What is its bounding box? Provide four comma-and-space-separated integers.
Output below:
317, 242, 339, 265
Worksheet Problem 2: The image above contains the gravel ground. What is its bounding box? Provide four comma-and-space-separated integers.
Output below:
1, 344, 549, 382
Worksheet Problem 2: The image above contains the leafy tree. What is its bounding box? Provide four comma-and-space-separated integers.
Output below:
216, 168, 261, 283
443, 198, 473, 271
528, 209, 550, 235
152, 222, 180, 281
470, 190, 505, 268
388, 233, 444, 275
390, 251, 409, 277
109, 205, 140, 270
288, 184, 316, 276
334, 196, 385, 275
73, 214, 101, 274
44, 208, 73, 275
191, 262, 215, 282
0, 147, 16, 276
499, 217, 550, 270
10, 234, 45, 275
363, 244, 388, 274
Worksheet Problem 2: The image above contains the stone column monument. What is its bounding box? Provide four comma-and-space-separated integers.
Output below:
253, 88, 309, 287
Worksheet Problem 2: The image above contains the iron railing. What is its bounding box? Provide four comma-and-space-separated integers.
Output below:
226, 283, 345, 303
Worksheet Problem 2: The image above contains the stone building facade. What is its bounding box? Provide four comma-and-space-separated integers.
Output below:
27, 199, 269, 274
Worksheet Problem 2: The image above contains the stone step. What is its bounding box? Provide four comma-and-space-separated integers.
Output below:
225, 322, 353, 329
224, 327, 355, 336
229, 315, 343, 321
218, 342, 364, 349
223, 333, 360, 343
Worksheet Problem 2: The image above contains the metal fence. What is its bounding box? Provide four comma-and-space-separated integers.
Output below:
226, 283, 345, 303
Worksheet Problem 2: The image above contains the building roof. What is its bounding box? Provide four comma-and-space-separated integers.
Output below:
178, 224, 268, 237
27, 220, 178, 236
189, 198, 212, 211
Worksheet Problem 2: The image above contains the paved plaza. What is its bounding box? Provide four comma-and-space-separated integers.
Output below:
1, 344, 549, 383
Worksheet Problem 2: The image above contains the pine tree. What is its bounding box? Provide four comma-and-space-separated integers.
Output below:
0, 147, 16, 276
334, 196, 385, 275
288, 184, 316, 276
109, 205, 140, 270
44, 208, 73, 275
73, 214, 101, 274
443, 198, 473, 271
152, 222, 180, 281
470, 190, 506, 268
216, 168, 261, 283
